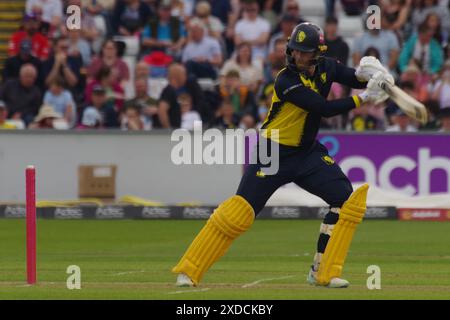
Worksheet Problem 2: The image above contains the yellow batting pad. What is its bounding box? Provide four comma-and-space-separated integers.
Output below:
316, 184, 369, 285
172, 195, 255, 285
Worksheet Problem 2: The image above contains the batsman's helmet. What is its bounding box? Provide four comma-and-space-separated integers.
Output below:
286, 22, 328, 72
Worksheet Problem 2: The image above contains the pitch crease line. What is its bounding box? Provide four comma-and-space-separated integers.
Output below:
242, 275, 294, 288
167, 288, 211, 295
112, 270, 146, 276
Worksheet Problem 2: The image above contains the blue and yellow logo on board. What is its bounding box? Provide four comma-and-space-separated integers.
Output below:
296, 31, 306, 43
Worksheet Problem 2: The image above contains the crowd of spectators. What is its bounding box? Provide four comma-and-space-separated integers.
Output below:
0, 0, 450, 132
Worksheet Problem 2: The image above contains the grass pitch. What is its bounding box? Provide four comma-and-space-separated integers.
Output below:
0, 219, 449, 300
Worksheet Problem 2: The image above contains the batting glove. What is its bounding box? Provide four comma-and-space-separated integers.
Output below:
358, 71, 390, 104
355, 56, 394, 84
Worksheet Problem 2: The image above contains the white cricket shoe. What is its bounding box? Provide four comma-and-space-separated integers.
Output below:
307, 268, 349, 288
176, 273, 194, 287
327, 277, 350, 288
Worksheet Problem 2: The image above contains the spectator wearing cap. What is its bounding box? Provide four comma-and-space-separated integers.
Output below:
182, 20, 222, 79
28, 104, 62, 129
267, 14, 297, 55
352, 23, 400, 72
0, 101, 17, 129
44, 78, 76, 128
386, 108, 418, 132
190, 1, 225, 40
8, 14, 50, 61
85, 66, 125, 111
437, 107, 450, 132
88, 39, 130, 88
398, 23, 444, 75
82, 84, 119, 128
141, 0, 187, 58
0, 64, 42, 126
78, 106, 102, 129
26, 0, 64, 34
220, 42, 263, 92
323, 16, 349, 66
157, 63, 209, 128
3, 39, 43, 88
112, 0, 153, 36
234, 1, 270, 63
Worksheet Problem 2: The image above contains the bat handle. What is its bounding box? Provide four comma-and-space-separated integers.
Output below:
379, 80, 388, 90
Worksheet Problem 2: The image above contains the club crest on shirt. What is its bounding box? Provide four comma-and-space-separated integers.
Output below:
320, 72, 327, 83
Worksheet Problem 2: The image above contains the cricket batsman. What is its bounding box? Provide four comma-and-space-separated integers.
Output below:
172, 23, 394, 288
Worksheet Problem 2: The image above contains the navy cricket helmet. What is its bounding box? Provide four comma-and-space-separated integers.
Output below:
286, 22, 327, 72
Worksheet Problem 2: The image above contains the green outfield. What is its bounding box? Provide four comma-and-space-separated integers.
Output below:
0, 219, 449, 300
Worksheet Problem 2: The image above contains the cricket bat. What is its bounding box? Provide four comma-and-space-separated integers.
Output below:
379, 81, 428, 125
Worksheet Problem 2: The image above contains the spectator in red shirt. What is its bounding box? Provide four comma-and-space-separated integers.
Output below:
8, 14, 50, 61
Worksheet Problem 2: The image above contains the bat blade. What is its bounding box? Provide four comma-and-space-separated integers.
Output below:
379, 81, 428, 125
